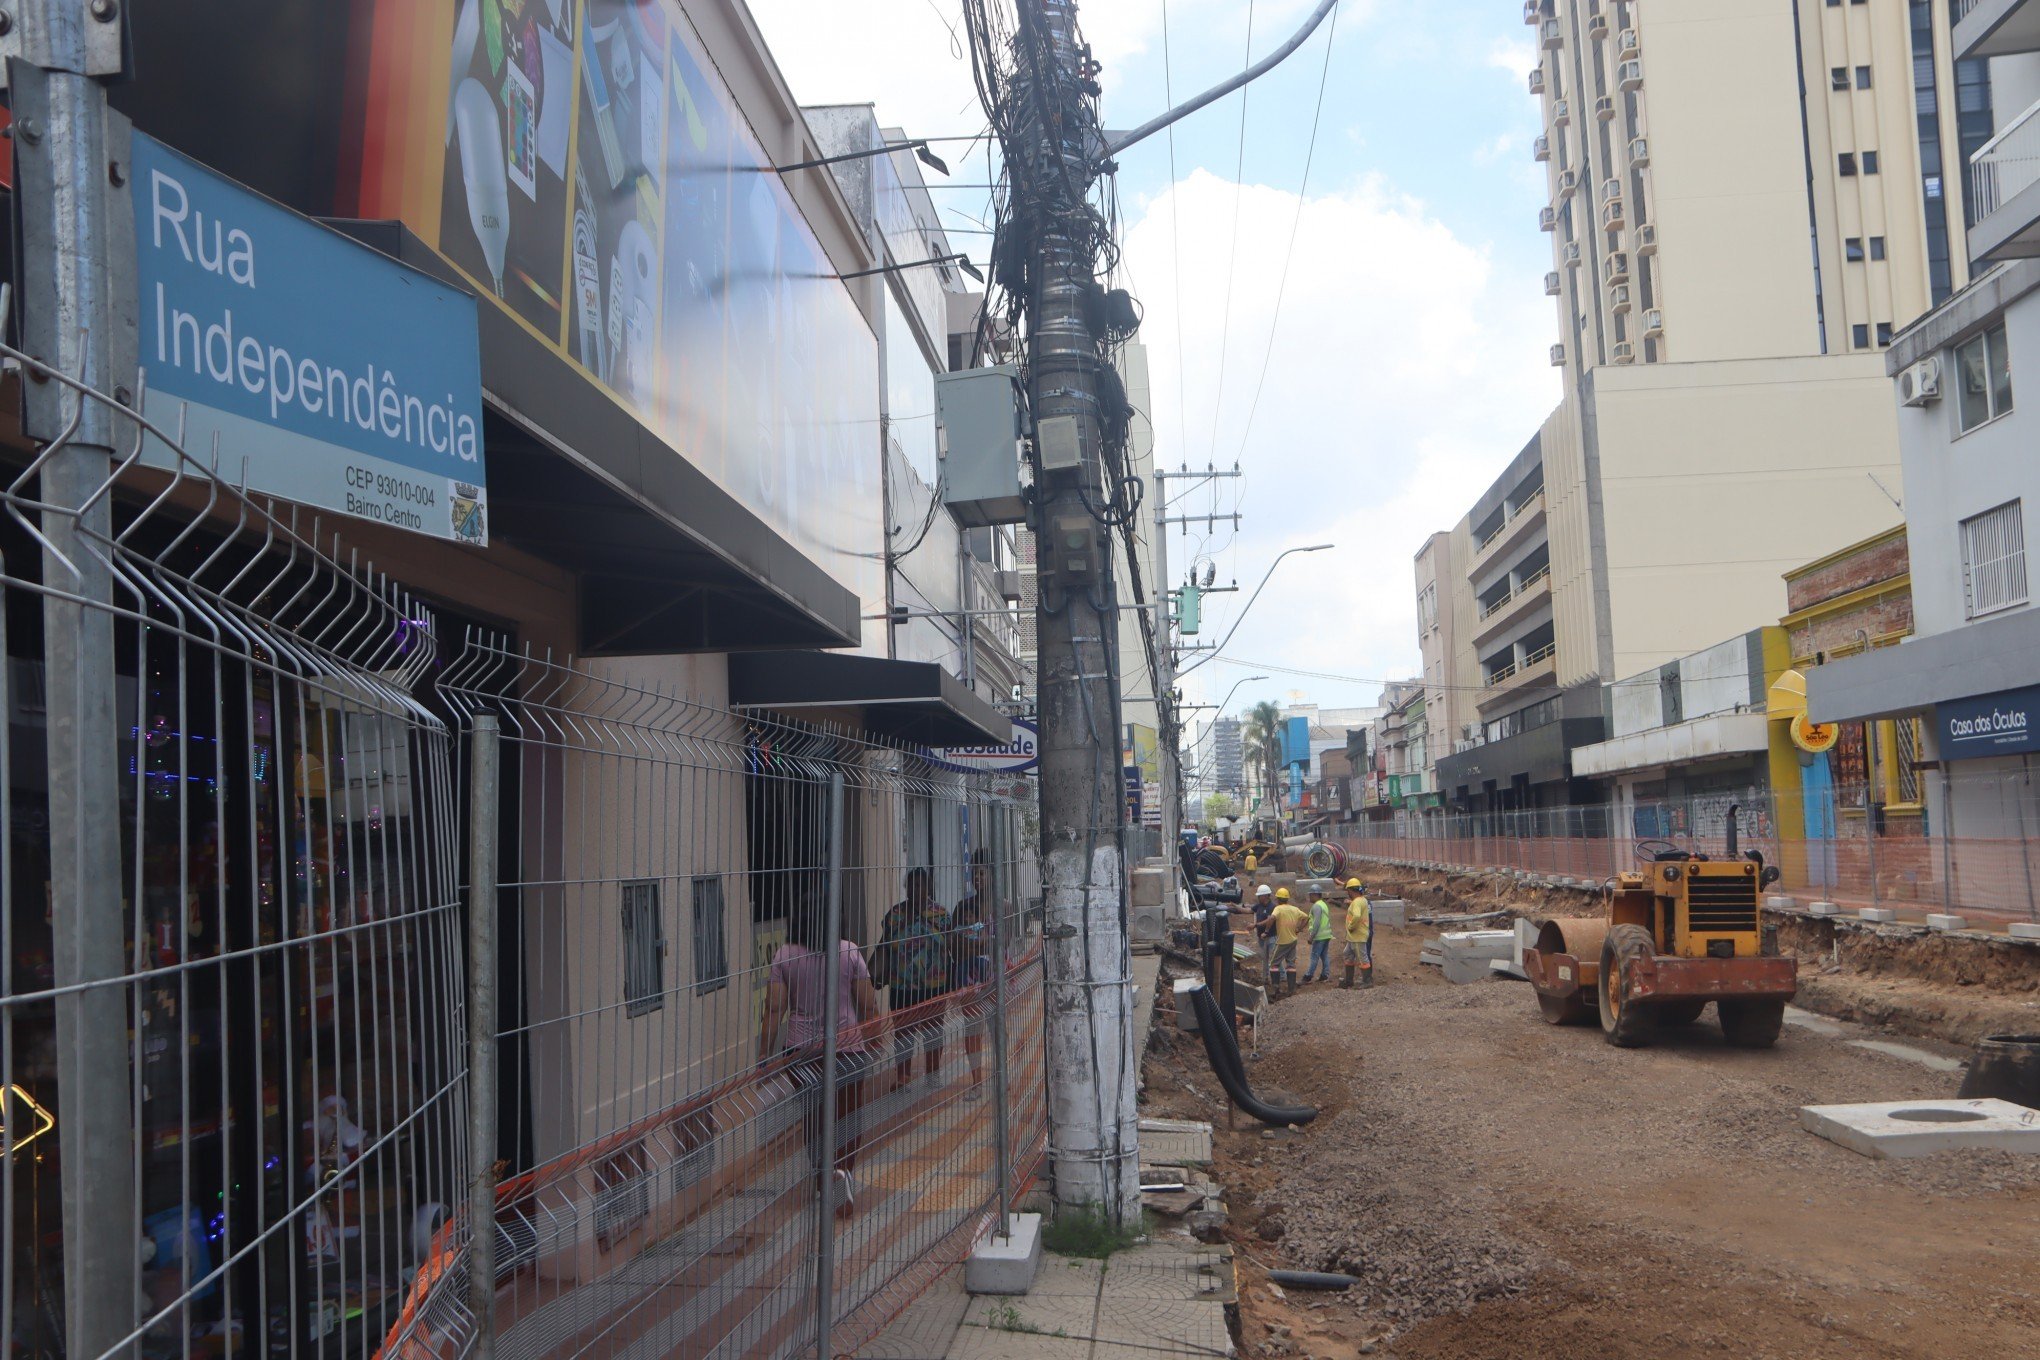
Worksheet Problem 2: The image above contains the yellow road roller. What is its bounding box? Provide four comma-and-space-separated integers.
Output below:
1522, 806, 1798, 1048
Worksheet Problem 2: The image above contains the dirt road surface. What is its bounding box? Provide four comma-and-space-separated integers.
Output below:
1140, 926, 2040, 1360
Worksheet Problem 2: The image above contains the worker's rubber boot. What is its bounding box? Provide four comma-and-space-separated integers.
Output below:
1339, 964, 1354, 989
1360, 967, 1374, 989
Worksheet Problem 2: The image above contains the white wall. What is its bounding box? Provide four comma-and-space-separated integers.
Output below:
1891, 289, 2040, 641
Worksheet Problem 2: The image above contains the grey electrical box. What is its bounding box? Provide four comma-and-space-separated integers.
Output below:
935, 365, 1027, 527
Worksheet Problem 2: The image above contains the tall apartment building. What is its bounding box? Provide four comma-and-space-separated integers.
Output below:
1211, 716, 1246, 795
1420, 0, 2022, 814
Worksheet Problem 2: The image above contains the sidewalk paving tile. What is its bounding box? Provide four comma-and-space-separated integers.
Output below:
946, 1327, 1095, 1360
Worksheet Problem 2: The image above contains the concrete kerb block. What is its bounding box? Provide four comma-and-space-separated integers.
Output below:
1926, 913, 1968, 932
967, 1213, 1044, 1294
2010, 922, 2040, 941
1766, 895, 1797, 910
1808, 901, 1840, 917
1858, 907, 1899, 923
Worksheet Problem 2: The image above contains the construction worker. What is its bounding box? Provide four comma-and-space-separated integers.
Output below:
1302, 885, 1334, 984
1251, 883, 1276, 976
1341, 878, 1373, 989
1267, 887, 1309, 996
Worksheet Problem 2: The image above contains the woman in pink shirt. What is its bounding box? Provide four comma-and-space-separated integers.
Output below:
758, 899, 883, 1218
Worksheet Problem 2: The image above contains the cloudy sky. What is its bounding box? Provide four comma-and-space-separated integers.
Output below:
750, 0, 1563, 720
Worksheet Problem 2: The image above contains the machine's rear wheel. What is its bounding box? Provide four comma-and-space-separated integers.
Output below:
1658, 999, 1708, 1026
1718, 999, 1787, 1048
1598, 924, 1659, 1048
1538, 989, 1591, 1025
1196, 849, 1229, 879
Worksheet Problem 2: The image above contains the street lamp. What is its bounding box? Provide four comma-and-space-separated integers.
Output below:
1177, 544, 1333, 677
1180, 673, 1269, 717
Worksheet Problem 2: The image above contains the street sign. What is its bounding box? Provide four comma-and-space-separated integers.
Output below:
132, 134, 488, 544
929, 718, 1039, 773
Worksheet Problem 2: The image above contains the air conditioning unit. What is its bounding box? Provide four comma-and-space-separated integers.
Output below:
1594, 94, 1616, 121
1629, 136, 1650, 168
1602, 195, 1626, 230
1619, 59, 1643, 91
1534, 132, 1551, 161
1563, 241, 1583, 267
1619, 27, 1640, 54
1588, 11, 1609, 38
1529, 67, 1546, 95
1557, 168, 1579, 199
1523, 0, 1541, 23
1644, 308, 1664, 338
1539, 206, 1558, 232
1898, 356, 1942, 407
1553, 98, 1571, 125
1545, 270, 1562, 296
1612, 341, 1636, 365
1542, 17, 1563, 49
1636, 222, 1658, 254
1609, 283, 1632, 313
1606, 250, 1631, 281
1551, 343, 1567, 366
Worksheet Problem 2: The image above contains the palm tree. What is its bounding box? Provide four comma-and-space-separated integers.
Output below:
1242, 700, 1285, 826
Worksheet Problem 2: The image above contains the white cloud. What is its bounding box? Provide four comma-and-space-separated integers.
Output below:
1126, 169, 1558, 711
1472, 132, 1519, 166
1487, 37, 1537, 81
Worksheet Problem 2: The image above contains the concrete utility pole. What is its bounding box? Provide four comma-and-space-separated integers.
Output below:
991, 0, 1339, 1224
1011, 0, 1143, 1223
1153, 466, 1242, 844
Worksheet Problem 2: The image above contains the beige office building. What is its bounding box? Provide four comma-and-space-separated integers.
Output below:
1417, 1, 2021, 811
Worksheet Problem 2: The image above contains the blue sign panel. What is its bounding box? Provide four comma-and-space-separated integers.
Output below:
133, 134, 487, 544
1939, 683, 2040, 759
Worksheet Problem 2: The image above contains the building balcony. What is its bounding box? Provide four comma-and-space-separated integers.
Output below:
1477, 642, 1558, 713
1545, 270, 1561, 296
1471, 567, 1553, 649
1969, 96, 2040, 261
1534, 132, 1550, 161
1529, 66, 1546, 95
1954, 0, 2040, 61
1471, 488, 1548, 573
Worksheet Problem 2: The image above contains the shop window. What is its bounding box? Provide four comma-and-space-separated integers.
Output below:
691, 876, 729, 994
1956, 322, 2013, 431
1961, 499, 2029, 618
621, 880, 665, 1015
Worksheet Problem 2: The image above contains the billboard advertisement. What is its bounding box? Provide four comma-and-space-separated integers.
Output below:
339, 0, 881, 607
133, 134, 487, 544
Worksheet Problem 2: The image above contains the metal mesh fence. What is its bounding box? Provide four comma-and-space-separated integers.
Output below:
1, 340, 1051, 1358
0, 348, 467, 1355
1336, 776, 2040, 923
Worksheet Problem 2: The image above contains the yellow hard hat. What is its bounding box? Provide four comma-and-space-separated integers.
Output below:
1346, 879, 1362, 890
1275, 887, 1290, 901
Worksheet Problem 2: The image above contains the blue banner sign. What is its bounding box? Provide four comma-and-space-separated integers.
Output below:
134, 134, 487, 544
1939, 683, 2040, 759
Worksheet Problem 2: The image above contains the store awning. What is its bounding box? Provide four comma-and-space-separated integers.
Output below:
729, 652, 1013, 747
1572, 712, 1770, 779
1807, 607, 2040, 724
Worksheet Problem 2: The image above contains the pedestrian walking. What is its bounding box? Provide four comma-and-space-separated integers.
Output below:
1267, 887, 1309, 996
872, 867, 954, 1088
1341, 878, 1373, 989
1303, 886, 1334, 983
950, 849, 1001, 1097
758, 895, 883, 1218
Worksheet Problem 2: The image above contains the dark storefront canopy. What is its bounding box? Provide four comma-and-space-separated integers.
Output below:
730, 652, 1013, 747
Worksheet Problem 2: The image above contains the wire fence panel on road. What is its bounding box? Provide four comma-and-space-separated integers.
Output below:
1335, 778, 2040, 923
377, 641, 1048, 1360
0, 359, 467, 1357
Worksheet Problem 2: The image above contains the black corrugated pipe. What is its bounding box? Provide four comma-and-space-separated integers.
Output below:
1187, 981, 1318, 1126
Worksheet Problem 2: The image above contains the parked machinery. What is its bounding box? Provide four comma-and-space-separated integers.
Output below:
1524, 806, 1797, 1048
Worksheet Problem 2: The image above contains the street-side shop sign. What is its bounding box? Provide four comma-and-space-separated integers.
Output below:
1939, 683, 2040, 759
134, 134, 487, 544
930, 718, 1039, 774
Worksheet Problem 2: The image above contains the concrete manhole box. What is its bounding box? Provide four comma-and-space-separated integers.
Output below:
1799, 1099, 2040, 1159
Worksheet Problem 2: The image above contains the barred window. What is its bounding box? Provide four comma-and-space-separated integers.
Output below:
691, 877, 729, 995
621, 880, 665, 1016
1961, 500, 2029, 619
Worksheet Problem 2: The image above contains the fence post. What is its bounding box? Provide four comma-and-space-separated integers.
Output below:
468, 715, 502, 1353
814, 771, 847, 1360
1940, 768, 1957, 914
1867, 798, 1880, 908
989, 795, 1014, 1234
14, 20, 141, 1349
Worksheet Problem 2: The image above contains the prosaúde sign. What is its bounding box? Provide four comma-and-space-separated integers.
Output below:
1939, 683, 2040, 759
134, 135, 487, 544
929, 718, 1038, 774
